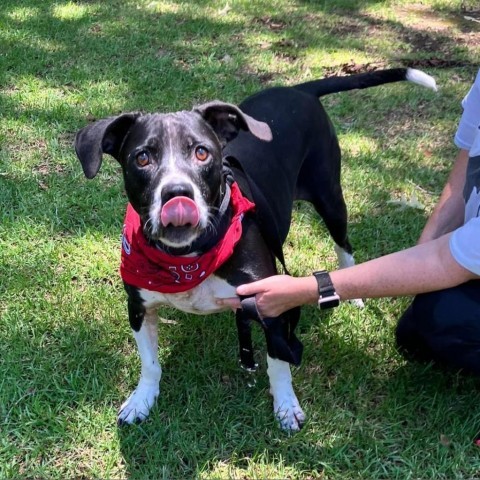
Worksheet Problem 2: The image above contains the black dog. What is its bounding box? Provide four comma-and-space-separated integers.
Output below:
75, 68, 436, 431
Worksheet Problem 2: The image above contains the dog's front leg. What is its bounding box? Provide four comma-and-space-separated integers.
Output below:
267, 355, 305, 431
118, 304, 161, 425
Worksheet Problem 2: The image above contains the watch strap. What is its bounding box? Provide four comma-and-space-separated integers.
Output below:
313, 270, 340, 309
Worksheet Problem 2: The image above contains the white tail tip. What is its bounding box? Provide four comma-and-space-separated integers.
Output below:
406, 68, 438, 91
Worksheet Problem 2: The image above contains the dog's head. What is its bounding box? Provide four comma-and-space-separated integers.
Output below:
75, 101, 272, 248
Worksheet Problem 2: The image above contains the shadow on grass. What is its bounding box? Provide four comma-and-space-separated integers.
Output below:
1, 0, 477, 121
2, 0, 480, 477
110, 302, 480, 478
1, 0, 475, 238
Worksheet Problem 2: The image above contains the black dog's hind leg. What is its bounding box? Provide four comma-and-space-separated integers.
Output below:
310, 182, 356, 268
296, 147, 364, 306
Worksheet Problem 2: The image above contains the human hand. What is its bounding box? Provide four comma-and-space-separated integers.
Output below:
216, 274, 318, 318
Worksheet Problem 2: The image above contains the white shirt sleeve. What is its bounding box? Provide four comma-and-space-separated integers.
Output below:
454, 69, 480, 151
449, 217, 480, 275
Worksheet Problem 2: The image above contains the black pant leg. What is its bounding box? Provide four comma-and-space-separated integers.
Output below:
395, 281, 480, 374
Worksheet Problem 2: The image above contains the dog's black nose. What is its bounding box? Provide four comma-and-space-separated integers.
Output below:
161, 183, 195, 203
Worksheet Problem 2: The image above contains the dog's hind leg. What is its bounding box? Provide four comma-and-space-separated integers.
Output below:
334, 244, 365, 307
297, 156, 364, 306
118, 308, 161, 425
313, 190, 364, 307
267, 355, 305, 431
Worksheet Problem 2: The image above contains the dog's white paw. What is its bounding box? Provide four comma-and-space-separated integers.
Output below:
350, 298, 365, 308
117, 383, 159, 425
272, 392, 306, 431
266, 356, 305, 432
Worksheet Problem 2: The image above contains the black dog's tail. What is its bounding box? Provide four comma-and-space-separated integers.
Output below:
295, 68, 437, 98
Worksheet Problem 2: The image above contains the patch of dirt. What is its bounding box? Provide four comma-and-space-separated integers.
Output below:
395, 3, 454, 32
243, 6, 478, 84
323, 61, 387, 77
237, 65, 275, 85
273, 51, 299, 63
382, 3, 479, 48
402, 58, 467, 69
323, 57, 471, 78
303, 4, 478, 68
33, 161, 66, 176
254, 16, 289, 32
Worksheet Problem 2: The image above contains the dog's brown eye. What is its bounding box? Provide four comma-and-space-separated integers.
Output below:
136, 151, 150, 167
195, 146, 209, 162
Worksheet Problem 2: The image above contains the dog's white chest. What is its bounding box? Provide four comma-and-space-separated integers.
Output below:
139, 275, 236, 314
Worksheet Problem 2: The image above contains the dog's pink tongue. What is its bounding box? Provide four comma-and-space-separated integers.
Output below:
161, 197, 200, 227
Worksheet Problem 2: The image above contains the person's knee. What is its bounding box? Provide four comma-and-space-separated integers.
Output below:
405, 284, 480, 334
395, 303, 415, 346
395, 303, 433, 361
427, 328, 480, 375
396, 282, 480, 374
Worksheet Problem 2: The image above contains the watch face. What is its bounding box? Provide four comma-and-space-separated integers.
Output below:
318, 294, 340, 309
314, 271, 339, 309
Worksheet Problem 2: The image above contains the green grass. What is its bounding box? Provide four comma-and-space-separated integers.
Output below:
1, 0, 479, 478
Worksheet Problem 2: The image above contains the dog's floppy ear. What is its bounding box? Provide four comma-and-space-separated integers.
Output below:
194, 101, 272, 145
75, 113, 140, 179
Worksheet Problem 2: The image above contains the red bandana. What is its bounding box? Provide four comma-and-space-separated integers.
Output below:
120, 182, 255, 293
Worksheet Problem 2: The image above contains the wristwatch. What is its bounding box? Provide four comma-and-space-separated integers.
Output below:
313, 270, 340, 309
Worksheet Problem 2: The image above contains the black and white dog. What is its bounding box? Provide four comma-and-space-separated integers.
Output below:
75, 68, 436, 431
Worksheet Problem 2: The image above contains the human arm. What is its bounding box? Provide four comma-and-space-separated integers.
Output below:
419, 70, 480, 243
417, 148, 469, 244
216, 232, 478, 318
